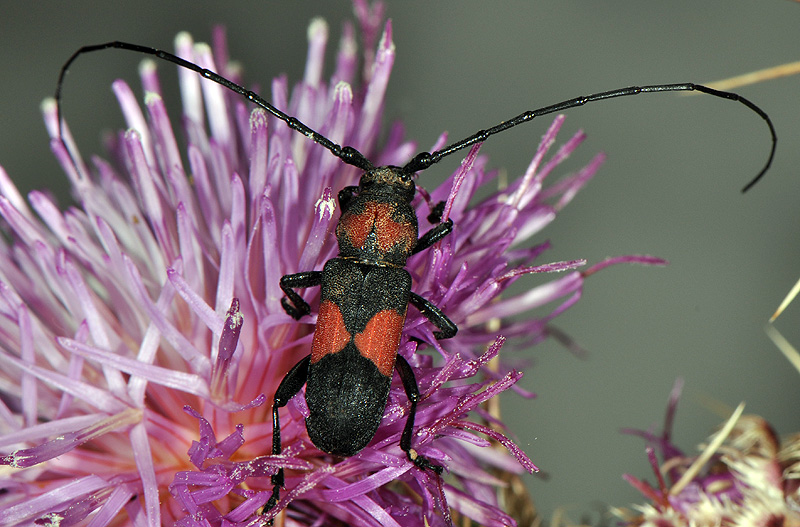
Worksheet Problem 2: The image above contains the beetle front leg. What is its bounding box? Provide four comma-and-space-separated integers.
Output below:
280, 271, 322, 320
426, 200, 445, 225
412, 218, 453, 255
409, 292, 458, 340
337, 185, 359, 213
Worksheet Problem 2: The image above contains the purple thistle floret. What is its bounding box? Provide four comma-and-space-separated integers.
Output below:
0, 4, 662, 526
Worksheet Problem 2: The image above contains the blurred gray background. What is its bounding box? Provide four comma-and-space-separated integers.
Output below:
1, 1, 798, 522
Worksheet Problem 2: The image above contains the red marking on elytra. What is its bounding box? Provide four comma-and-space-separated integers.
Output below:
353, 309, 406, 377
339, 202, 414, 254
311, 300, 351, 362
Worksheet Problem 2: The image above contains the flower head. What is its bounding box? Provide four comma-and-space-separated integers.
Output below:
615, 380, 800, 526
0, 4, 658, 526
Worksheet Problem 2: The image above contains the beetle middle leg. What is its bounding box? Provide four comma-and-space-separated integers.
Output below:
409, 292, 457, 339
280, 271, 322, 319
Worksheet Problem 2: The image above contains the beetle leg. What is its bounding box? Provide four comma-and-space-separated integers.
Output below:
337, 185, 359, 212
412, 218, 453, 255
280, 271, 323, 319
262, 355, 311, 515
395, 355, 443, 474
409, 292, 458, 340
426, 200, 446, 225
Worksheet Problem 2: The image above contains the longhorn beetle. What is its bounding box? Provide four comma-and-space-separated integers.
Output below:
56, 34, 777, 515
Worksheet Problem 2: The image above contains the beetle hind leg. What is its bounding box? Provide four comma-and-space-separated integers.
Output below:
395, 355, 443, 474
261, 355, 311, 516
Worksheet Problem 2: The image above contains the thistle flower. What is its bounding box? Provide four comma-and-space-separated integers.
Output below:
0, 5, 659, 527
615, 380, 800, 526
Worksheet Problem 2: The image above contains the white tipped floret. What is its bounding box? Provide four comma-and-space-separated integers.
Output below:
308, 17, 329, 41
174, 31, 193, 50
138, 59, 157, 76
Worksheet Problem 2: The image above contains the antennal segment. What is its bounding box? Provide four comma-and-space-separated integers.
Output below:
55, 41, 374, 172
403, 83, 776, 193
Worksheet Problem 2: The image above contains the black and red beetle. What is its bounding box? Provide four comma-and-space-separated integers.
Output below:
55, 35, 776, 515
277, 164, 456, 463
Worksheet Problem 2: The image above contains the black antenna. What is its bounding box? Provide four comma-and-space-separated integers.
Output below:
402, 83, 776, 193
56, 42, 776, 193
55, 41, 374, 172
